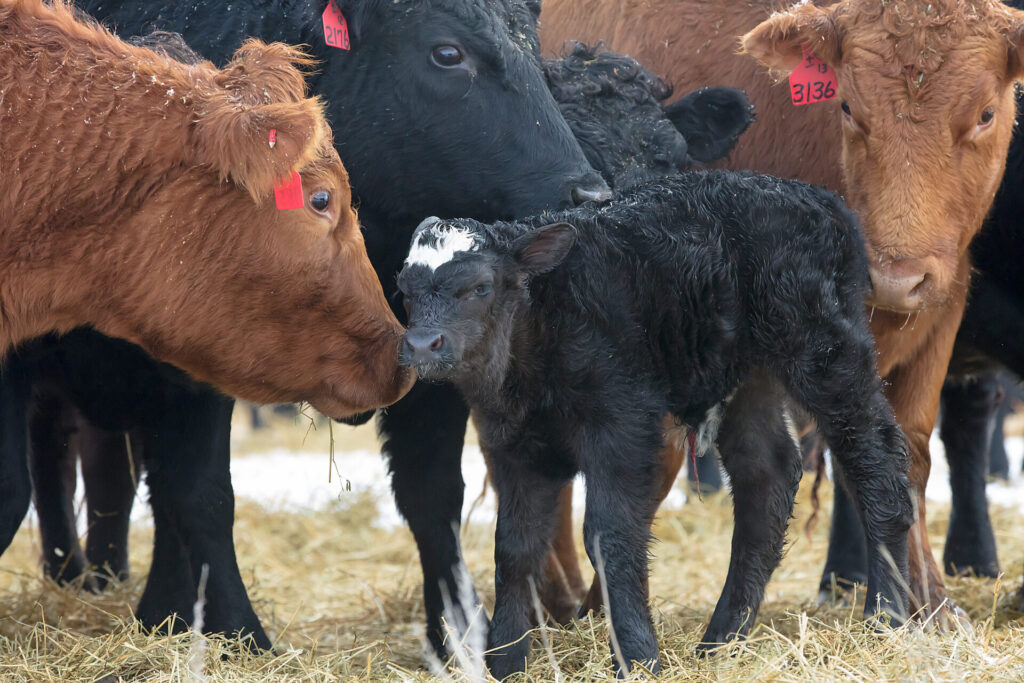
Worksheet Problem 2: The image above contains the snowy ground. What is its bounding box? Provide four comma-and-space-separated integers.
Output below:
46, 429, 1020, 532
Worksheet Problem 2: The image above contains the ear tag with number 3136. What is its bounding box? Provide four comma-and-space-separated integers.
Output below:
790, 46, 837, 106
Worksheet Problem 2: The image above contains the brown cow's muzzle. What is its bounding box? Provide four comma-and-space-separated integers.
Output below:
866, 257, 937, 314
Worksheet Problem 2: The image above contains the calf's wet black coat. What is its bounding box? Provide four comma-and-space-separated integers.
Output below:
397, 172, 914, 677
1, 0, 605, 652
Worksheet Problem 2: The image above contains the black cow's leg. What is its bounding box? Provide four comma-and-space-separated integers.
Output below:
0, 360, 32, 558
577, 420, 662, 676
781, 348, 913, 623
700, 373, 802, 651
988, 382, 1011, 480
27, 392, 87, 584
939, 373, 1000, 577
486, 456, 567, 679
139, 389, 270, 649
81, 424, 141, 588
817, 462, 869, 602
379, 382, 479, 660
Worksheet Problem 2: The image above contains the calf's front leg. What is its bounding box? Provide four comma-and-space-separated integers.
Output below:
487, 456, 567, 680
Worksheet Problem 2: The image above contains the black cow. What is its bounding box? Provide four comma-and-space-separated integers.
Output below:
22, 34, 755, 655
2, 0, 606, 653
396, 172, 913, 677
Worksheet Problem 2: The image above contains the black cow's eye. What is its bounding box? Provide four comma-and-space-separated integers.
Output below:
474, 283, 492, 297
310, 190, 330, 212
979, 107, 995, 125
431, 45, 464, 68
840, 100, 851, 115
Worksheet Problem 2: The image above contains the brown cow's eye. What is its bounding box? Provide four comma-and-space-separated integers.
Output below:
979, 108, 995, 125
431, 45, 464, 68
310, 190, 330, 212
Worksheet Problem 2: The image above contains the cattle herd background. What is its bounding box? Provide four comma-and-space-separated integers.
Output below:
2, 0, 1024, 680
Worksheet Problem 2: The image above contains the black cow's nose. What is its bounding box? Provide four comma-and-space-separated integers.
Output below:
571, 177, 612, 205
404, 329, 445, 364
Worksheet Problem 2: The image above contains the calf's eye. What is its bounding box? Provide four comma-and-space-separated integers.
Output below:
431, 45, 464, 68
310, 190, 330, 212
474, 283, 492, 297
979, 108, 995, 125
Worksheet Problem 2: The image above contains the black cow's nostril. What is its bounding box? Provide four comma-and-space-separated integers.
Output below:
429, 334, 444, 352
571, 183, 612, 205
404, 329, 446, 363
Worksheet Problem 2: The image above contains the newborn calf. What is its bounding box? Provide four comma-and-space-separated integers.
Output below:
397, 173, 912, 677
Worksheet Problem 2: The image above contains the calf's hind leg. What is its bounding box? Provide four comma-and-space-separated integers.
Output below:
699, 372, 802, 651
779, 338, 913, 623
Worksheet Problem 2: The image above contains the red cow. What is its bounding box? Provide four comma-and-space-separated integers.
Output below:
0, 0, 413, 419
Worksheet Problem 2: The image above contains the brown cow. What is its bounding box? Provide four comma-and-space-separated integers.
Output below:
0, 0, 413, 419
539, 0, 1024, 623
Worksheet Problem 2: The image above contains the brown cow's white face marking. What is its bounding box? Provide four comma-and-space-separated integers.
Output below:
744, 0, 1024, 314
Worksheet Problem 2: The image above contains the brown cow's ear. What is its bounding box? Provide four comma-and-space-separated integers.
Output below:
1005, 13, 1024, 81
741, 3, 842, 74
192, 93, 328, 201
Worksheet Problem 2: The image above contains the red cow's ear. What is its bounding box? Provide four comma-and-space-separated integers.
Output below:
742, 2, 843, 74
193, 40, 328, 200
1005, 10, 1024, 81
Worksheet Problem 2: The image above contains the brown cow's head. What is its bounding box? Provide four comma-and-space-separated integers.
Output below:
99, 139, 414, 420
744, 0, 1024, 313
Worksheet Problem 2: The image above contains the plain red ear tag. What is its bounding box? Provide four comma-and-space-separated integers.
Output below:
274, 171, 304, 210
322, 0, 351, 50
790, 46, 837, 106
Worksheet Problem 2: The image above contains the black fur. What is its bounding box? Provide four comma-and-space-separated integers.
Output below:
544, 41, 753, 190
397, 172, 913, 677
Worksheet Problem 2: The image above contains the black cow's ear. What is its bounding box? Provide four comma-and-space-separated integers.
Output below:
513, 222, 576, 275
664, 87, 754, 164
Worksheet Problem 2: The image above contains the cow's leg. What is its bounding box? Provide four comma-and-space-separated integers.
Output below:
882, 353, 957, 620
779, 336, 914, 624
700, 373, 802, 650
988, 380, 1011, 480
817, 462, 869, 602
80, 424, 141, 588
486, 457, 568, 679
138, 389, 270, 649
27, 392, 88, 584
379, 381, 480, 660
939, 372, 1000, 578
538, 483, 587, 624
577, 419, 662, 676
577, 420, 686, 617
0, 360, 32, 557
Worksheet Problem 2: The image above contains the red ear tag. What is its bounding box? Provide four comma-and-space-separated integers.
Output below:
268, 128, 277, 149
322, 0, 351, 50
790, 46, 837, 106
274, 171, 304, 210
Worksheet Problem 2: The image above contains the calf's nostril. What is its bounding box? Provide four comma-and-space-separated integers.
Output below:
571, 182, 612, 205
429, 334, 444, 352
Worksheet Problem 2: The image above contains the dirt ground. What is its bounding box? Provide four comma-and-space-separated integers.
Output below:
0, 412, 1023, 681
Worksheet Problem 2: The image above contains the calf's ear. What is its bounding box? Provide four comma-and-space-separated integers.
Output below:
1004, 10, 1024, 80
741, 2, 842, 73
665, 87, 754, 164
513, 223, 577, 276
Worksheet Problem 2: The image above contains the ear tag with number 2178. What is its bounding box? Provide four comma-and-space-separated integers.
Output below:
790, 46, 837, 106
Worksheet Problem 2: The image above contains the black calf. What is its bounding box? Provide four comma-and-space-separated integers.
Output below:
397, 172, 913, 676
